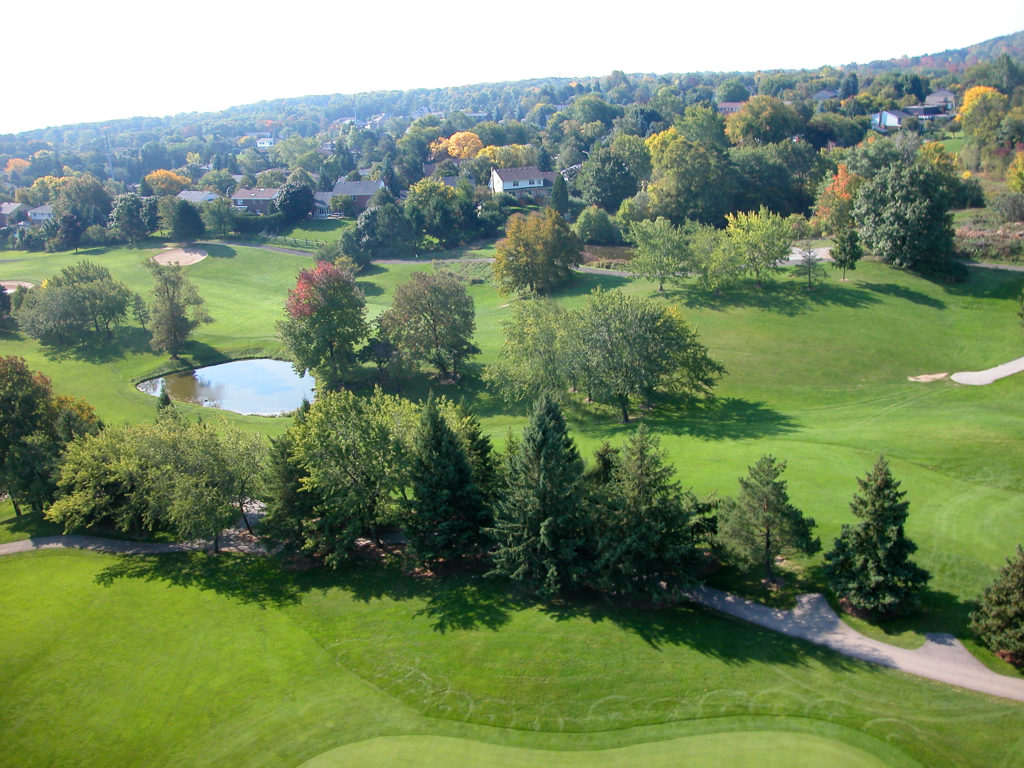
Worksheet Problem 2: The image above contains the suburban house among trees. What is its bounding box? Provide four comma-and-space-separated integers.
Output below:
489, 167, 558, 201
329, 179, 385, 211
231, 188, 280, 215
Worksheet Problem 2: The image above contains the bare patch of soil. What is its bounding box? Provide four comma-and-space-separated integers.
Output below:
908, 372, 949, 382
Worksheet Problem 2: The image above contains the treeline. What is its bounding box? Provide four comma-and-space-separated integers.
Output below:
2, 354, 1021, 660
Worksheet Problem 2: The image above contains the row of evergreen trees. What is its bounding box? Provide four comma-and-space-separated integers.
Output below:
261, 390, 939, 615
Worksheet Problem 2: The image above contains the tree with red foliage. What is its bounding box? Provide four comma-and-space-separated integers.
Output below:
277, 260, 367, 390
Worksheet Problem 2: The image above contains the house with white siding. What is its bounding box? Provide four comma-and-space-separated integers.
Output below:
488, 167, 558, 201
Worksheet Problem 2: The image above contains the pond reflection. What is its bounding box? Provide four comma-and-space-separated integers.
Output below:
138, 359, 314, 415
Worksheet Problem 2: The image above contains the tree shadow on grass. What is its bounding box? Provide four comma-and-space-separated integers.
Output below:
538, 592, 869, 671
295, 558, 519, 633
357, 280, 384, 297
643, 397, 799, 441
678, 279, 881, 316
204, 244, 236, 259
39, 326, 154, 364
0, 510, 62, 540
858, 282, 945, 309
94, 552, 304, 608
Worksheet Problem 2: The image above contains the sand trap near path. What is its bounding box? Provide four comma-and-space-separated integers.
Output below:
951, 355, 1024, 385
908, 372, 948, 382
153, 247, 207, 266
1, 280, 34, 293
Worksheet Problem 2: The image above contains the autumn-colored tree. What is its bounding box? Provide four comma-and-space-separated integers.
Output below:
4, 158, 29, 177
447, 131, 483, 159
144, 169, 191, 197
428, 136, 450, 161
493, 208, 582, 294
1007, 152, 1024, 194
957, 85, 1009, 145
277, 260, 367, 390
814, 163, 862, 235
476, 144, 538, 169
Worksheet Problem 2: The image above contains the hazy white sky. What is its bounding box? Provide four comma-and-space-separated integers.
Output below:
4, 1, 1023, 134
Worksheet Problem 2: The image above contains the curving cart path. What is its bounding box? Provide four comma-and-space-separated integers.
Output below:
687, 586, 1024, 702
2, 532, 1022, 701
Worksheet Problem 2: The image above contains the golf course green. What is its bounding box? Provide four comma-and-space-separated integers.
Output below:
1, 239, 1023, 766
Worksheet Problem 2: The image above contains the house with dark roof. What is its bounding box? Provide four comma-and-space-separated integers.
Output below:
488, 167, 558, 201
0, 202, 27, 227
811, 89, 839, 102
331, 179, 385, 211
925, 89, 957, 113
230, 188, 279, 215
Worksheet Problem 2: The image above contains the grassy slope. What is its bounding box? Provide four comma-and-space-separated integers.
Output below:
5, 550, 1021, 768
2, 248, 1024, 764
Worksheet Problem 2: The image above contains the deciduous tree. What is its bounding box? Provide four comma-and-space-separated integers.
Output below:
147, 261, 212, 357
108, 193, 149, 246
626, 217, 689, 290
379, 270, 479, 380
277, 260, 367, 390
145, 169, 190, 197
493, 208, 582, 294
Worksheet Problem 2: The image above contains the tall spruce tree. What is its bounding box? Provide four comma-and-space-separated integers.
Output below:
404, 396, 488, 565
824, 457, 930, 617
488, 394, 589, 597
970, 545, 1024, 664
595, 424, 717, 602
717, 455, 819, 583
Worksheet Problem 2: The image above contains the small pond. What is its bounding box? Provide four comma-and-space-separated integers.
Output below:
138, 359, 315, 416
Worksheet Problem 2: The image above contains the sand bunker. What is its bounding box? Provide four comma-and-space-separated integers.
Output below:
951, 356, 1024, 386
1, 280, 34, 293
153, 247, 207, 266
908, 373, 949, 382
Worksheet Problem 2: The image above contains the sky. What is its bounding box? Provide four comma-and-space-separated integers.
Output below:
4, 0, 1024, 135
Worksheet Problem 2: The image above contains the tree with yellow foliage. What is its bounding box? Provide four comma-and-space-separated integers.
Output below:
145, 169, 191, 197
1007, 152, 1024, 194
446, 131, 483, 159
957, 85, 1009, 145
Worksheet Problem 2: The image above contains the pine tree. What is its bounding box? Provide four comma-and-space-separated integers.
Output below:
404, 396, 488, 565
717, 455, 819, 583
596, 424, 716, 602
824, 457, 930, 617
971, 545, 1024, 665
550, 174, 569, 216
488, 394, 588, 597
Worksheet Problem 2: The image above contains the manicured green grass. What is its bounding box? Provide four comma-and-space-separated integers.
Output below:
3, 550, 1021, 767
3, 245, 1024, 764
300, 731, 903, 768
280, 218, 354, 244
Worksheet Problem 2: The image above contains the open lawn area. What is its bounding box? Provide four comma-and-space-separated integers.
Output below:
2, 243, 1024, 765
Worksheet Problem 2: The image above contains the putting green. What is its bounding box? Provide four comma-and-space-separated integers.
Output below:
299, 731, 911, 768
